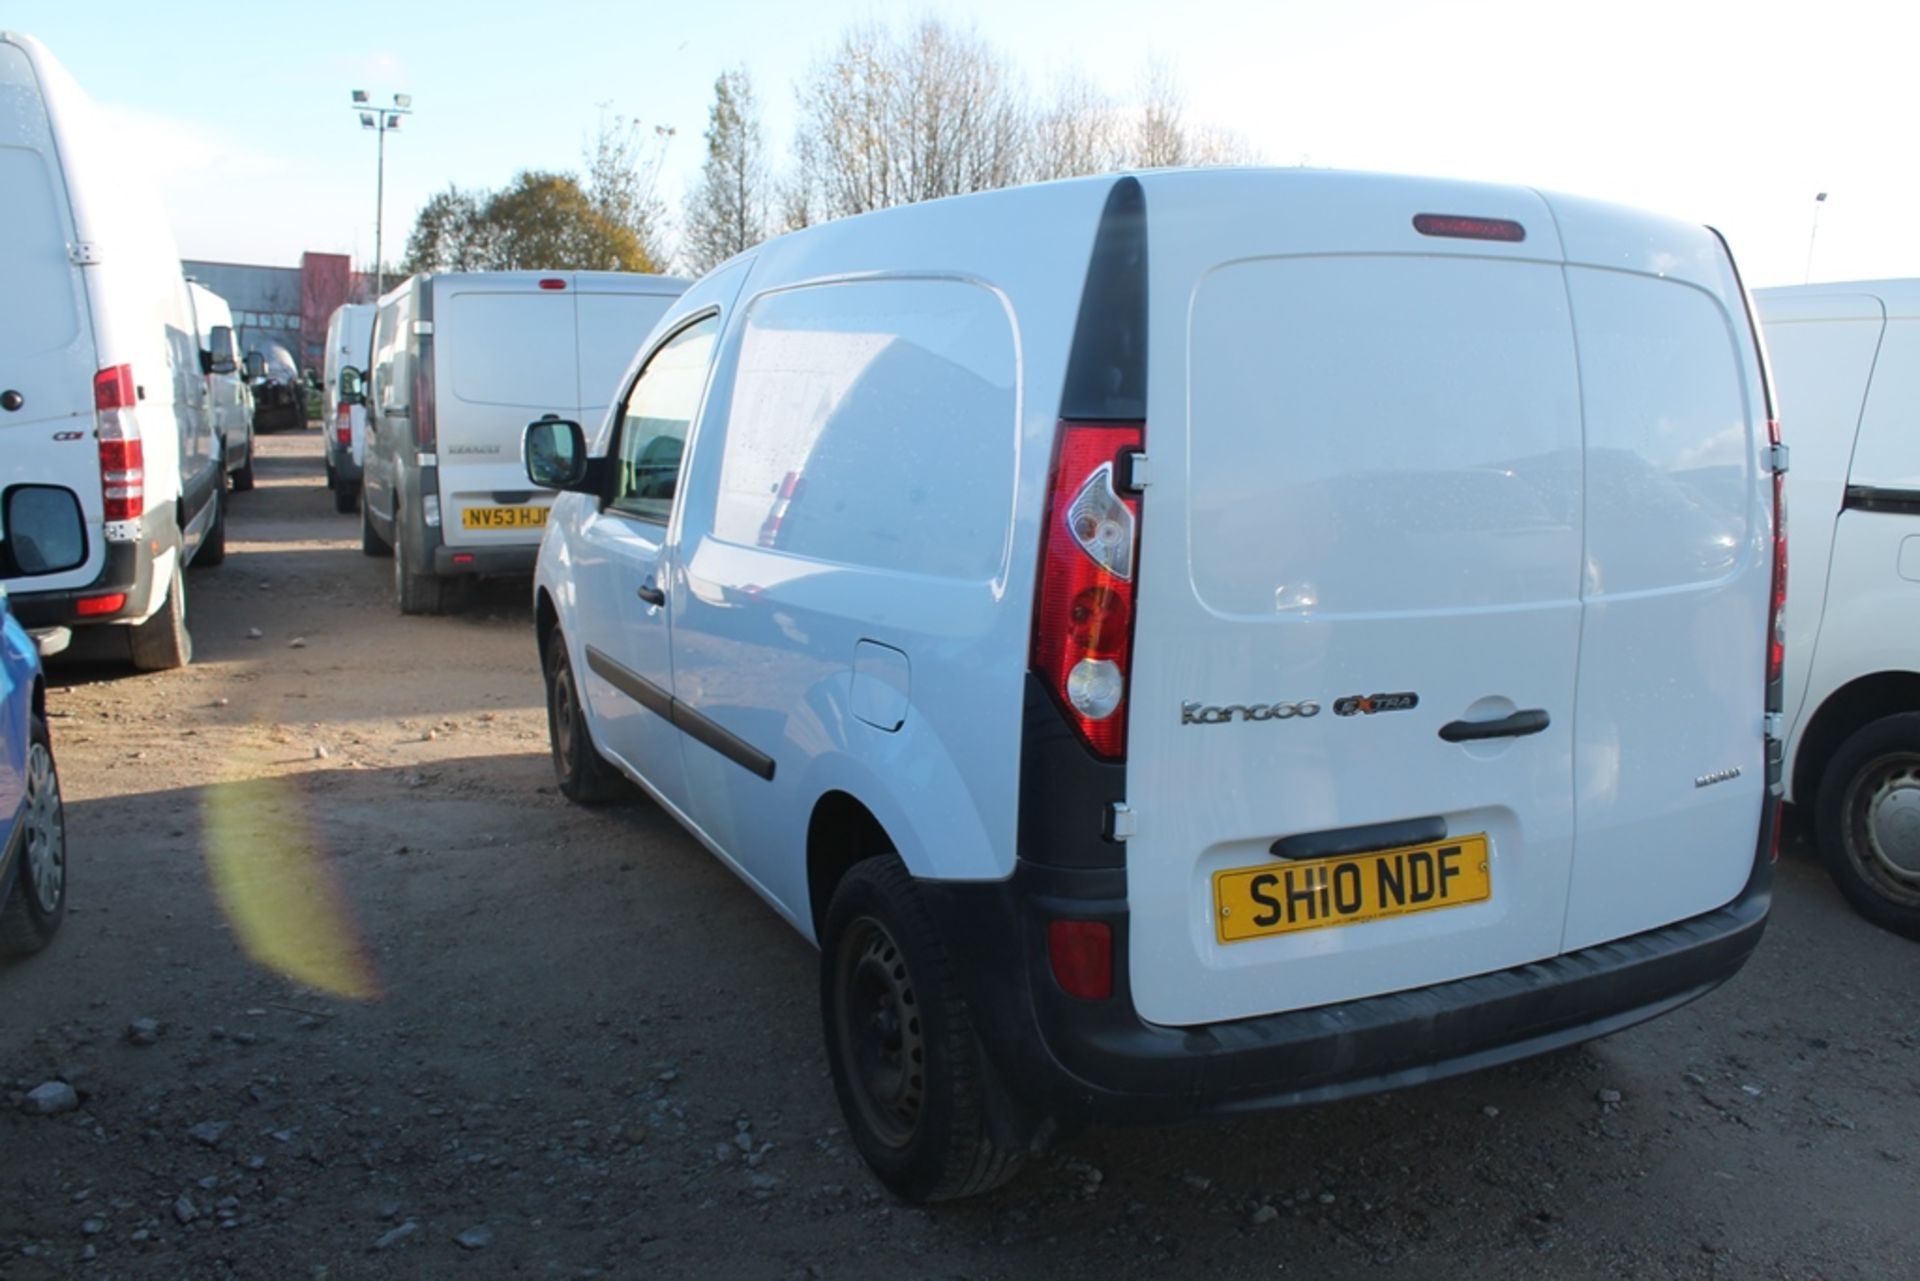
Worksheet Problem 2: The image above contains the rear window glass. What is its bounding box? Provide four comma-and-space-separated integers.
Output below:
0, 45, 80, 360
713, 279, 1017, 581
442, 291, 574, 409
577, 292, 677, 418
1188, 255, 1584, 616
1564, 268, 1752, 594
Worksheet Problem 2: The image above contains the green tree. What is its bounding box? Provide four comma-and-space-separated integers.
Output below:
482, 170, 653, 272
401, 185, 492, 274
683, 69, 770, 274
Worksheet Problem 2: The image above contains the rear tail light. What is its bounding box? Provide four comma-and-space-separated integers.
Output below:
336, 403, 353, 446
74, 593, 126, 617
412, 338, 437, 452
93, 364, 144, 527
1032, 421, 1143, 759
1047, 919, 1113, 1000
1766, 418, 1787, 697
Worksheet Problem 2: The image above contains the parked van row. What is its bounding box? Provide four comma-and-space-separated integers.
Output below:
1, 30, 234, 671
519, 170, 1784, 1201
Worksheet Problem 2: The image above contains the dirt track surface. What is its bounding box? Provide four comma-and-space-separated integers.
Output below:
2, 431, 1917, 1280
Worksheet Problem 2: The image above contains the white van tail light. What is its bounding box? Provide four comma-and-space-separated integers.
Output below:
335, 403, 353, 446
1033, 421, 1143, 759
93, 363, 145, 526
1767, 416, 1787, 694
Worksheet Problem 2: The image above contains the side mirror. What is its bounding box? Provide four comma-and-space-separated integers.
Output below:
524, 415, 594, 492
1, 484, 88, 577
339, 366, 365, 405
209, 325, 236, 375
243, 351, 267, 380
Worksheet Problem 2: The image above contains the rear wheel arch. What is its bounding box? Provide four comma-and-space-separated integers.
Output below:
1793, 672, 1920, 806
807, 791, 898, 942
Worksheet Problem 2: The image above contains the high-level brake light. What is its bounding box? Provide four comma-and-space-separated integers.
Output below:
1413, 213, 1527, 243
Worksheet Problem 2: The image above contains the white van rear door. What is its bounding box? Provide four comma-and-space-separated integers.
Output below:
1552, 200, 1771, 952
0, 38, 103, 594
1125, 175, 1584, 1027
434, 279, 578, 547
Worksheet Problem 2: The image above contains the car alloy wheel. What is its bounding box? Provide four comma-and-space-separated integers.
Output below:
22, 739, 64, 914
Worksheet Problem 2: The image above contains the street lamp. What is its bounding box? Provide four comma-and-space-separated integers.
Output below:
351, 90, 413, 298
1805, 191, 1828, 284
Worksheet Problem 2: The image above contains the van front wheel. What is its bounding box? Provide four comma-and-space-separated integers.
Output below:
822, 857, 1024, 1203
543, 633, 626, 804
1817, 713, 1920, 940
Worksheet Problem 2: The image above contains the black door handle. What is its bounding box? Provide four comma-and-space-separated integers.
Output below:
1439, 708, 1550, 743
636, 581, 665, 606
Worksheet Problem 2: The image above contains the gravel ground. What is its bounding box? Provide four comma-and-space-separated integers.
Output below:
2, 431, 1916, 1280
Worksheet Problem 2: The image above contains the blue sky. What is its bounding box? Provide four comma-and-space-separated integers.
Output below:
10, 0, 1913, 286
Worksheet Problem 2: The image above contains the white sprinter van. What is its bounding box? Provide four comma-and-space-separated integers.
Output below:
1757, 280, 1920, 939
360, 271, 687, 613
187, 280, 255, 495
525, 170, 1783, 1201
0, 31, 224, 670
322, 301, 374, 512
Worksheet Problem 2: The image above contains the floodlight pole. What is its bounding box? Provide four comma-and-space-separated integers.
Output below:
351, 92, 414, 298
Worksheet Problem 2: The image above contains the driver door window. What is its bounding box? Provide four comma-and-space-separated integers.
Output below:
609, 315, 720, 522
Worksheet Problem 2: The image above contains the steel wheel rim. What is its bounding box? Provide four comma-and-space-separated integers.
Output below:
551, 653, 579, 776
833, 915, 925, 1149
22, 741, 64, 914
1843, 751, 1920, 904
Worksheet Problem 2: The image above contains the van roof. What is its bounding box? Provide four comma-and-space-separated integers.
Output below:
381, 270, 690, 307
1757, 279, 1920, 321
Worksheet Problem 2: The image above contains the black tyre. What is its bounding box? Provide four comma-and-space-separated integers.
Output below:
1815, 712, 1920, 940
543, 632, 626, 804
822, 856, 1024, 1202
128, 565, 191, 671
333, 480, 360, 515
393, 509, 449, 615
325, 459, 336, 490
195, 489, 227, 568
231, 447, 255, 493
361, 496, 392, 558
0, 716, 67, 957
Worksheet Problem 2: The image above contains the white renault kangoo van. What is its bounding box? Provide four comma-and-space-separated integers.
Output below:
1758, 280, 1920, 939
527, 170, 1783, 1200
323, 301, 375, 512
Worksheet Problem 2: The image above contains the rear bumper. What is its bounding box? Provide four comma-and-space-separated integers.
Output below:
431, 543, 538, 576
7, 516, 172, 630
922, 821, 1772, 1130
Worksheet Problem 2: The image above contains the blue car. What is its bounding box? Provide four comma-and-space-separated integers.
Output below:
1, 486, 81, 958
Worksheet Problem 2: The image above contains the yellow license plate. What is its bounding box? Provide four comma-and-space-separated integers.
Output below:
1213, 833, 1492, 944
461, 505, 548, 530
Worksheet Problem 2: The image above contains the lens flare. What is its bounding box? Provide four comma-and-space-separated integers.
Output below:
201, 775, 381, 1001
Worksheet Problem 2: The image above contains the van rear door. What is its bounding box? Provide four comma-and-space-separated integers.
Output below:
1124, 174, 1585, 1027
433, 275, 579, 548
0, 37, 104, 596
1551, 197, 1772, 952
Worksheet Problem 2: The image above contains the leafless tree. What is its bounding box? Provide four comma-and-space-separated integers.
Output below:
1028, 73, 1124, 181
792, 18, 1029, 220
682, 69, 772, 275
585, 110, 673, 271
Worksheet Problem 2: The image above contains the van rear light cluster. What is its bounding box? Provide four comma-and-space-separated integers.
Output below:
1766, 417, 1787, 695
412, 334, 437, 452
93, 364, 145, 527
336, 403, 353, 446
1032, 421, 1143, 759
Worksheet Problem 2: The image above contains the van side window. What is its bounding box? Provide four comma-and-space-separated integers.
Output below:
609, 315, 721, 522
712, 279, 1018, 580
